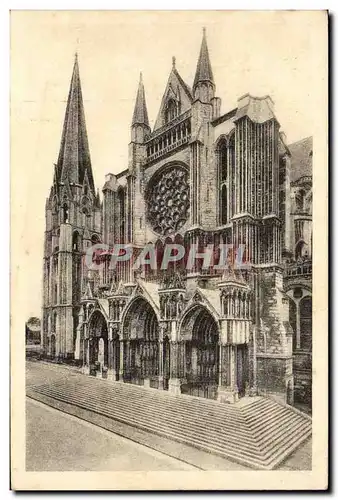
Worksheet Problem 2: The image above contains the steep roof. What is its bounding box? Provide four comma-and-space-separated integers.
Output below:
153, 63, 193, 131
132, 73, 150, 127
288, 136, 313, 182
193, 28, 214, 90
56, 54, 95, 193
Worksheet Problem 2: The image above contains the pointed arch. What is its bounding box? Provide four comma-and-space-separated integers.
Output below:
165, 98, 179, 123
120, 296, 160, 386
295, 239, 308, 259
179, 302, 219, 341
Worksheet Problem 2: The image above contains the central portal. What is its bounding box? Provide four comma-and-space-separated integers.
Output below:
122, 297, 160, 388
181, 306, 219, 400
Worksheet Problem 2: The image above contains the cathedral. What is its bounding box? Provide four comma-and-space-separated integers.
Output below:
42, 30, 312, 408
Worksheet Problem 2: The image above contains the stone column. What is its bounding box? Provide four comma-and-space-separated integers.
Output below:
217, 344, 239, 404
82, 336, 90, 375
158, 339, 164, 389
248, 328, 257, 396
107, 326, 118, 381
119, 337, 124, 381
107, 339, 115, 380
168, 341, 181, 394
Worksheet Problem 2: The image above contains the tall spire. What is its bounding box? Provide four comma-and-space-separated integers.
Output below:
56, 54, 95, 193
193, 28, 215, 91
132, 72, 150, 128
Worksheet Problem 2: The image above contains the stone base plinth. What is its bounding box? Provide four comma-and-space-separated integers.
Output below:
143, 378, 151, 389
107, 369, 118, 381
82, 365, 90, 375
168, 378, 181, 395
217, 386, 239, 404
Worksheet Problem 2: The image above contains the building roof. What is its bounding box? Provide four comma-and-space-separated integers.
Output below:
56, 54, 95, 193
153, 64, 193, 131
288, 136, 313, 182
132, 73, 150, 128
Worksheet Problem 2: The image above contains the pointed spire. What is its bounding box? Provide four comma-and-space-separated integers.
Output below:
132, 72, 150, 128
193, 27, 214, 90
56, 54, 95, 193
95, 188, 101, 208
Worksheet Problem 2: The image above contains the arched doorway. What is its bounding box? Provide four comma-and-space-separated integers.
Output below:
122, 298, 159, 387
180, 306, 219, 400
88, 310, 108, 376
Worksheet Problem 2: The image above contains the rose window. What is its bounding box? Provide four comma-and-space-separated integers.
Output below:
146, 166, 190, 235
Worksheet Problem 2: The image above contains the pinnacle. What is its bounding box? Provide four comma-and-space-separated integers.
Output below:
56, 56, 95, 193
193, 27, 214, 90
132, 72, 150, 128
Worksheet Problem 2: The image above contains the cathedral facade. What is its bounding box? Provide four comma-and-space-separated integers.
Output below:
42, 31, 312, 407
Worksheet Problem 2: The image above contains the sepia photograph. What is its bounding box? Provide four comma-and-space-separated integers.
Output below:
10, 10, 328, 490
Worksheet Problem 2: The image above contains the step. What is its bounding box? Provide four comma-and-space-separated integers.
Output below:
28, 387, 266, 469
33, 380, 251, 430
30, 382, 310, 468
27, 371, 312, 471
32, 385, 262, 456
259, 419, 312, 458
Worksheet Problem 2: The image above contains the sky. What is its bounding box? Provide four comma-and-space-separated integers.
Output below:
10, 11, 327, 319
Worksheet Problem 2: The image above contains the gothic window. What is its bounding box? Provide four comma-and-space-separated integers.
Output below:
295, 220, 304, 243
218, 139, 229, 225
289, 298, 297, 351
91, 234, 100, 245
165, 99, 178, 123
72, 231, 81, 252
118, 189, 125, 243
300, 296, 312, 351
146, 165, 190, 235
295, 189, 305, 211
221, 185, 227, 225
63, 203, 69, 224
52, 311, 57, 332
53, 284, 58, 305
295, 240, 306, 260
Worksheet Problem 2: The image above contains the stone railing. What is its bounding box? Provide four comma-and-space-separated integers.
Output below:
284, 260, 312, 278
144, 111, 191, 165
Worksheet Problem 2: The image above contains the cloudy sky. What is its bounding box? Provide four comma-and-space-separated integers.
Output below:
11, 10, 326, 320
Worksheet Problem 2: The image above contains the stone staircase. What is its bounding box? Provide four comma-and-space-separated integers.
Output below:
27, 375, 311, 470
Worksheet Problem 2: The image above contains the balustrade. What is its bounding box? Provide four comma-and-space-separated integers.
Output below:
144, 113, 191, 164
284, 260, 312, 277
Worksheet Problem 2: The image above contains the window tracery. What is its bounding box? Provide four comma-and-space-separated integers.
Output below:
146, 166, 190, 235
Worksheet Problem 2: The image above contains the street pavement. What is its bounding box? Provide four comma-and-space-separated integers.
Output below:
26, 398, 196, 471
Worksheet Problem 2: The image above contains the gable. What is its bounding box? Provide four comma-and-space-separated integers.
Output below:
153, 68, 193, 131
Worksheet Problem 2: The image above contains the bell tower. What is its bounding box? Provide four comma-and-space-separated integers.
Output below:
42, 54, 101, 360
